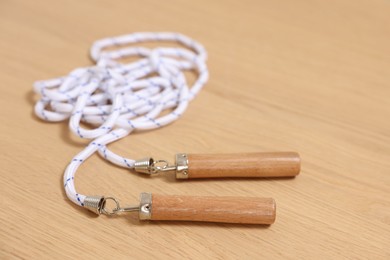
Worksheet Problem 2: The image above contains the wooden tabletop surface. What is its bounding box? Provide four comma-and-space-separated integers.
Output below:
1, 0, 389, 259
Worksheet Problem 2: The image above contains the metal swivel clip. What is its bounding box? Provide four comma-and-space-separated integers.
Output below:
84, 193, 152, 220
133, 153, 189, 178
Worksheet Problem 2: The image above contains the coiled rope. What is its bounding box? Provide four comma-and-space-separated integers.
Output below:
33, 32, 209, 207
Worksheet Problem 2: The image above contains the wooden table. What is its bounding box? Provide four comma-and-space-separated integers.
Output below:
1, 0, 389, 258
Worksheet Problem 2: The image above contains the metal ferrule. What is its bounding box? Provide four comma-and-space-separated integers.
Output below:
139, 192, 152, 220
134, 157, 154, 174
84, 196, 105, 215
175, 153, 189, 179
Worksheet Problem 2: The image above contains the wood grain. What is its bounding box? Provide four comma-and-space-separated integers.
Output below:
1, 0, 390, 259
186, 152, 300, 178
151, 194, 276, 224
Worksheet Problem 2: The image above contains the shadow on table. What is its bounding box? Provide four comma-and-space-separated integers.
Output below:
130, 218, 273, 229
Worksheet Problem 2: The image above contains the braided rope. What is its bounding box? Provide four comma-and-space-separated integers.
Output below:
33, 32, 209, 207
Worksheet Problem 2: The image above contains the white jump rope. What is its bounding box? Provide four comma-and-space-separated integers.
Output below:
34, 32, 209, 208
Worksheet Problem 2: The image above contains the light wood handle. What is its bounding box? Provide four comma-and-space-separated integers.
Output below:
150, 194, 276, 224
185, 152, 300, 178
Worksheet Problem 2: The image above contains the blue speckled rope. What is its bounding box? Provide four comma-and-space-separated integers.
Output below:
33, 32, 209, 207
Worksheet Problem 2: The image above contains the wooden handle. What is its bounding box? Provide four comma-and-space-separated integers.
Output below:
185, 152, 300, 178
150, 194, 276, 224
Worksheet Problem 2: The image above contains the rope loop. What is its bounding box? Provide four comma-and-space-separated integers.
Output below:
33, 32, 209, 206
